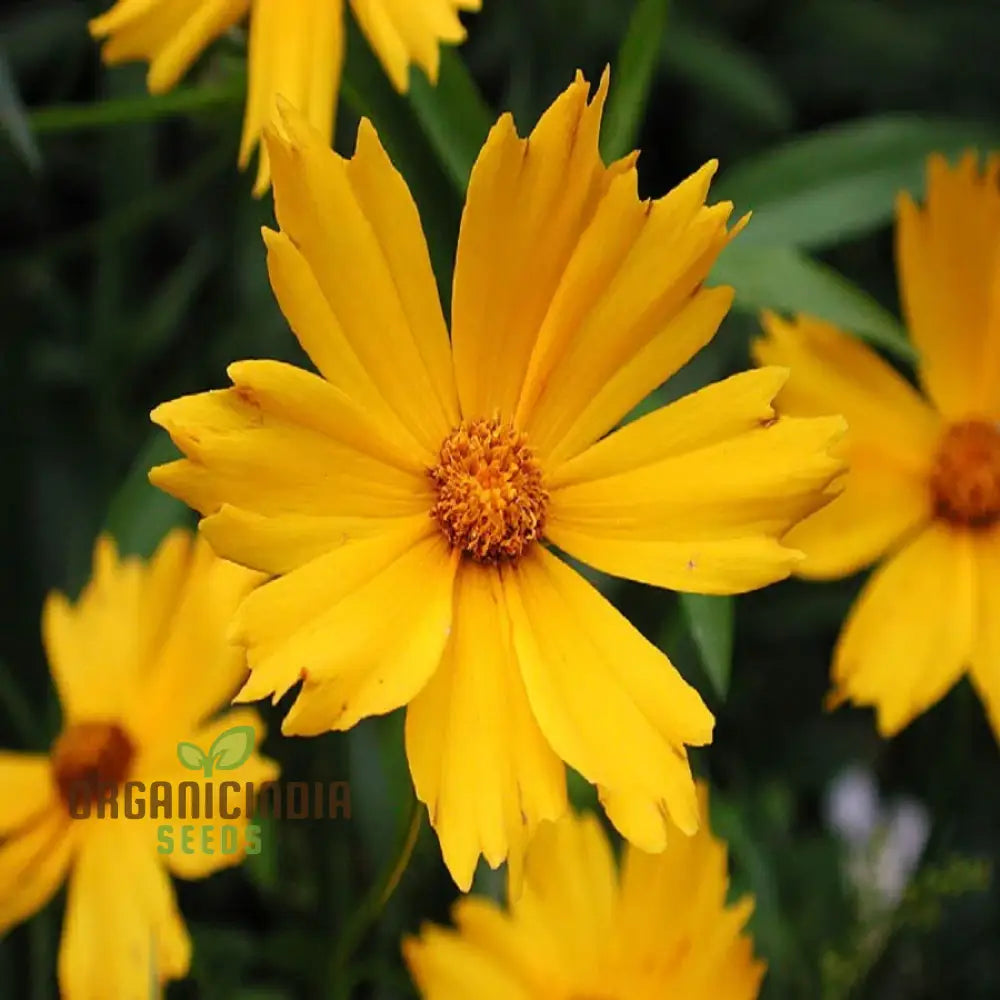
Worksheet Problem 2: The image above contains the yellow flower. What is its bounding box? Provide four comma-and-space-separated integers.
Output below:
753, 152, 1000, 738
404, 787, 765, 1000
0, 531, 277, 998
88, 0, 481, 193
149, 71, 845, 889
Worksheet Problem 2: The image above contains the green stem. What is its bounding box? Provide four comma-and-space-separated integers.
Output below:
328, 793, 423, 997
28, 81, 243, 134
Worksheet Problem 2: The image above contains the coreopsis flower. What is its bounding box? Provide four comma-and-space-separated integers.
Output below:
404, 788, 765, 999
88, 0, 481, 193
753, 152, 1000, 738
149, 71, 845, 889
0, 532, 277, 998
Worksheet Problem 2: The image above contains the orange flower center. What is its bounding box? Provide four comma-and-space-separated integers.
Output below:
50, 722, 135, 810
429, 418, 548, 562
930, 420, 1000, 528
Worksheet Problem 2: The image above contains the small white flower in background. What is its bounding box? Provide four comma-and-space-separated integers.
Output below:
824, 765, 930, 916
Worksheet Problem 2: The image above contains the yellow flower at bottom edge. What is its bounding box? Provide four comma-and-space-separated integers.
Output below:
149, 71, 846, 891
0, 531, 278, 998
88, 0, 481, 193
753, 152, 1000, 739
404, 786, 765, 1000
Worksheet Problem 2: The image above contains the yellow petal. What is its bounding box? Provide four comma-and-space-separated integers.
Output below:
0, 806, 75, 935
275, 534, 458, 734
451, 71, 631, 422
782, 459, 930, 579
502, 548, 709, 844
896, 153, 1000, 418
350, 0, 480, 92
0, 753, 55, 836
230, 514, 435, 701
753, 311, 940, 470
403, 918, 538, 1000
42, 536, 145, 723
831, 522, 975, 736
90, 0, 248, 94
263, 103, 455, 452
518, 167, 743, 462
549, 368, 790, 488
58, 820, 191, 997
612, 784, 762, 997
967, 527, 1000, 738
262, 228, 428, 457
135, 708, 279, 880
129, 535, 262, 742
548, 406, 845, 594
345, 118, 460, 426
538, 287, 735, 466
511, 812, 617, 962
241, 0, 345, 195
405, 562, 566, 890
150, 377, 433, 520
201, 504, 424, 575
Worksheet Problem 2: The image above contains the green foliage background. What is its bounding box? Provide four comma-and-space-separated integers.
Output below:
2, 0, 1000, 996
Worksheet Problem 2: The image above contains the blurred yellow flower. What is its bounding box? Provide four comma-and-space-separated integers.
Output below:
0, 532, 277, 997
88, 0, 481, 193
149, 71, 845, 889
404, 788, 765, 1000
754, 152, 1000, 738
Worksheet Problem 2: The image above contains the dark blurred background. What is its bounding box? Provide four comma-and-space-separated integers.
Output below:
2, 0, 1000, 997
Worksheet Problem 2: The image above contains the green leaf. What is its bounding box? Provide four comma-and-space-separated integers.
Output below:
0, 47, 41, 170
103, 430, 192, 558
209, 725, 257, 771
27, 79, 244, 134
663, 22, 792, 132
601, 0, 669, 161
712, 243, 917, 363
177, 742, 207, 772
679, 593, 734, 699
407, 48, 493, 193
715, 115, 1000, 249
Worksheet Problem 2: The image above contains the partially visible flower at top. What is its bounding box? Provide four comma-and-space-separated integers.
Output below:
753, 152, 1000, 739
0, 532, 277, 998
404, 786, 765, 1000
824, 765, 930, 915
88, 0, 481, 194
149, 71, 845, 889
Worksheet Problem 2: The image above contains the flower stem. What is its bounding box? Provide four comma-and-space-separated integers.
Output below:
328, 792, 423, 997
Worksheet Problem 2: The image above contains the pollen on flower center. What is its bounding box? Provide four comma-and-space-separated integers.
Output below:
429, 418, 548, 562
930, 420, 1000, 528
50, 722, 135, 810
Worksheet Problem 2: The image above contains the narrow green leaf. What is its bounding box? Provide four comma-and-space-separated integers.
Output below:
715, 115, 1000, 248
27, 79, 244, 134
601, 0, 669, 161
407, 48, 493, 193
712, 243, 917, 363
0, 48, 41, 170
103, 430, 192, 558
663, 22, 792, 132
679, 593, 734, 699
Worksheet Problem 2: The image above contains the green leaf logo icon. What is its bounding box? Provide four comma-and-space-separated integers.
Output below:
177, 742, 207, 772
175, 725, 255, 777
